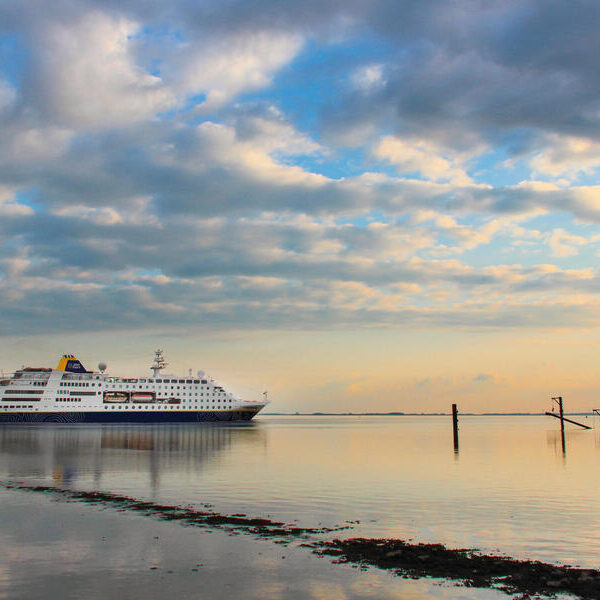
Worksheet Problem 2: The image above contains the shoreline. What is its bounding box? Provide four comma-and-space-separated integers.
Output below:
263, 412, 595, 417
3, 481, 598, 599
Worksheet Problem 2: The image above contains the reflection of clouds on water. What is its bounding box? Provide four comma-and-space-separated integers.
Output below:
0, 424, 265, 491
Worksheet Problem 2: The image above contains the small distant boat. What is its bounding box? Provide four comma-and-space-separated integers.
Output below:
0, 350, 268, 423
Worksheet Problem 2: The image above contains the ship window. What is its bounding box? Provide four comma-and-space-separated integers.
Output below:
178, 380, 184, 383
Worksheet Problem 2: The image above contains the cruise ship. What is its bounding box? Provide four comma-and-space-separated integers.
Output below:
0, 351, 268, 423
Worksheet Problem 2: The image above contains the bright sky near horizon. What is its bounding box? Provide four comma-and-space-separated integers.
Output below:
1, 1, 600, 413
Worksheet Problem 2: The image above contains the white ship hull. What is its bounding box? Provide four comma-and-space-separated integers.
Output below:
0, 352, 268, 424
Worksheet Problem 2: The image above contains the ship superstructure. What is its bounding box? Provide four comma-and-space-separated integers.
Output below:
0, 351, 267, 423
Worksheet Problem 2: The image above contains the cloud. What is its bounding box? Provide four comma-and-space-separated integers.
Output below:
528, 134, 600, 181
0, 186, 34, 216
175, 30, 303, 110
0, 79, 16, 112
546, 228, 588, 258
374, 136, 473, 185
351, 63, 386, 92
2, 0, 600, 339
3, 193, 600, 336
28, 11, 175, 128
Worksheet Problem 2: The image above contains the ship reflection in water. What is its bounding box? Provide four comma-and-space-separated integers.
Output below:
0, 423, 266, 494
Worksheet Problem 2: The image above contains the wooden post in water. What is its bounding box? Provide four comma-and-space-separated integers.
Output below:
556, 396, 564, 432
452, 403, 459, 452
545, 396, 592, 455
551, 396, 565, 454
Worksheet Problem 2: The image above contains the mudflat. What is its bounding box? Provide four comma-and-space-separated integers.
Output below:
4, 481, 598, 599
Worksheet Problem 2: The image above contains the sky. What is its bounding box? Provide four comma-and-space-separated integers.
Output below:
1, 0, 600, 413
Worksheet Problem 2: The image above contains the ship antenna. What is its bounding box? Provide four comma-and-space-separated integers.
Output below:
151, 349, 168, 378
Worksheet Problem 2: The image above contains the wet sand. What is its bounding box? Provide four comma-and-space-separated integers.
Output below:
3, 481, 598, 599
1, 482, 345, 539
1, 486, 507, 600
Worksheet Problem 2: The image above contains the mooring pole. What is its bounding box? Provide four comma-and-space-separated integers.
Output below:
558, 396, 564, 431
551, 396, 565, 435
552, 396, 566, 454
546, 396, 591, 430
452, 403, 459, 452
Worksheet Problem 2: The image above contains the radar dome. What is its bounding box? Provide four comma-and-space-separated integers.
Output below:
197, 370, 205, 378
98, 362, 107, 373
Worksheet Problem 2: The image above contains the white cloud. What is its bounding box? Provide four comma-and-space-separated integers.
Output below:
33, 11, 175, 127
52, 196, 159, 227
374, 136, 473, 185
193, 120, 328, 186
529, 134, 600, 181
177, 30, 303, 110
546, 228, 588, 258
4, 126, 73, 161
352, 63, 385, 91
0, 187, 34, 217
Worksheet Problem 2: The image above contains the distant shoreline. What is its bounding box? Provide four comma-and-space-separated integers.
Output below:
263, 412, 594, 417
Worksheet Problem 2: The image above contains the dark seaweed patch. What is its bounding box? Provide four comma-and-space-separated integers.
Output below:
310, 538, 600, 599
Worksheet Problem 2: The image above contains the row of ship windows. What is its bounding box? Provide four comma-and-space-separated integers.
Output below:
2, 397, 40, 402
60, 379, 214, 385
142, 379, 209, 384
7, 391, 227, 399
2, 397, 232, 403
105, 405, 229, 409
105, 385, 223, 394
59, 381, 224, 394
0, 406, 231, 411
103, 391, 226, 397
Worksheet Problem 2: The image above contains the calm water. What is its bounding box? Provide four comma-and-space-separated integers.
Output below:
0, 415, 599, 598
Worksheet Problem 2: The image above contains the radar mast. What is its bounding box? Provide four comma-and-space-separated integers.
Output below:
151, 349, 168, 378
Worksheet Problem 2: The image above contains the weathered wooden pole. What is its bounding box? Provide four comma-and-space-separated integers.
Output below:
558, 396, 564, 432
553, 396, 566, 454
452, 403, 459, 452
545, 396, 591, 430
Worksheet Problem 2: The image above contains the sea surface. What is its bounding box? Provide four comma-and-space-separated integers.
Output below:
0, 414, 598, 599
